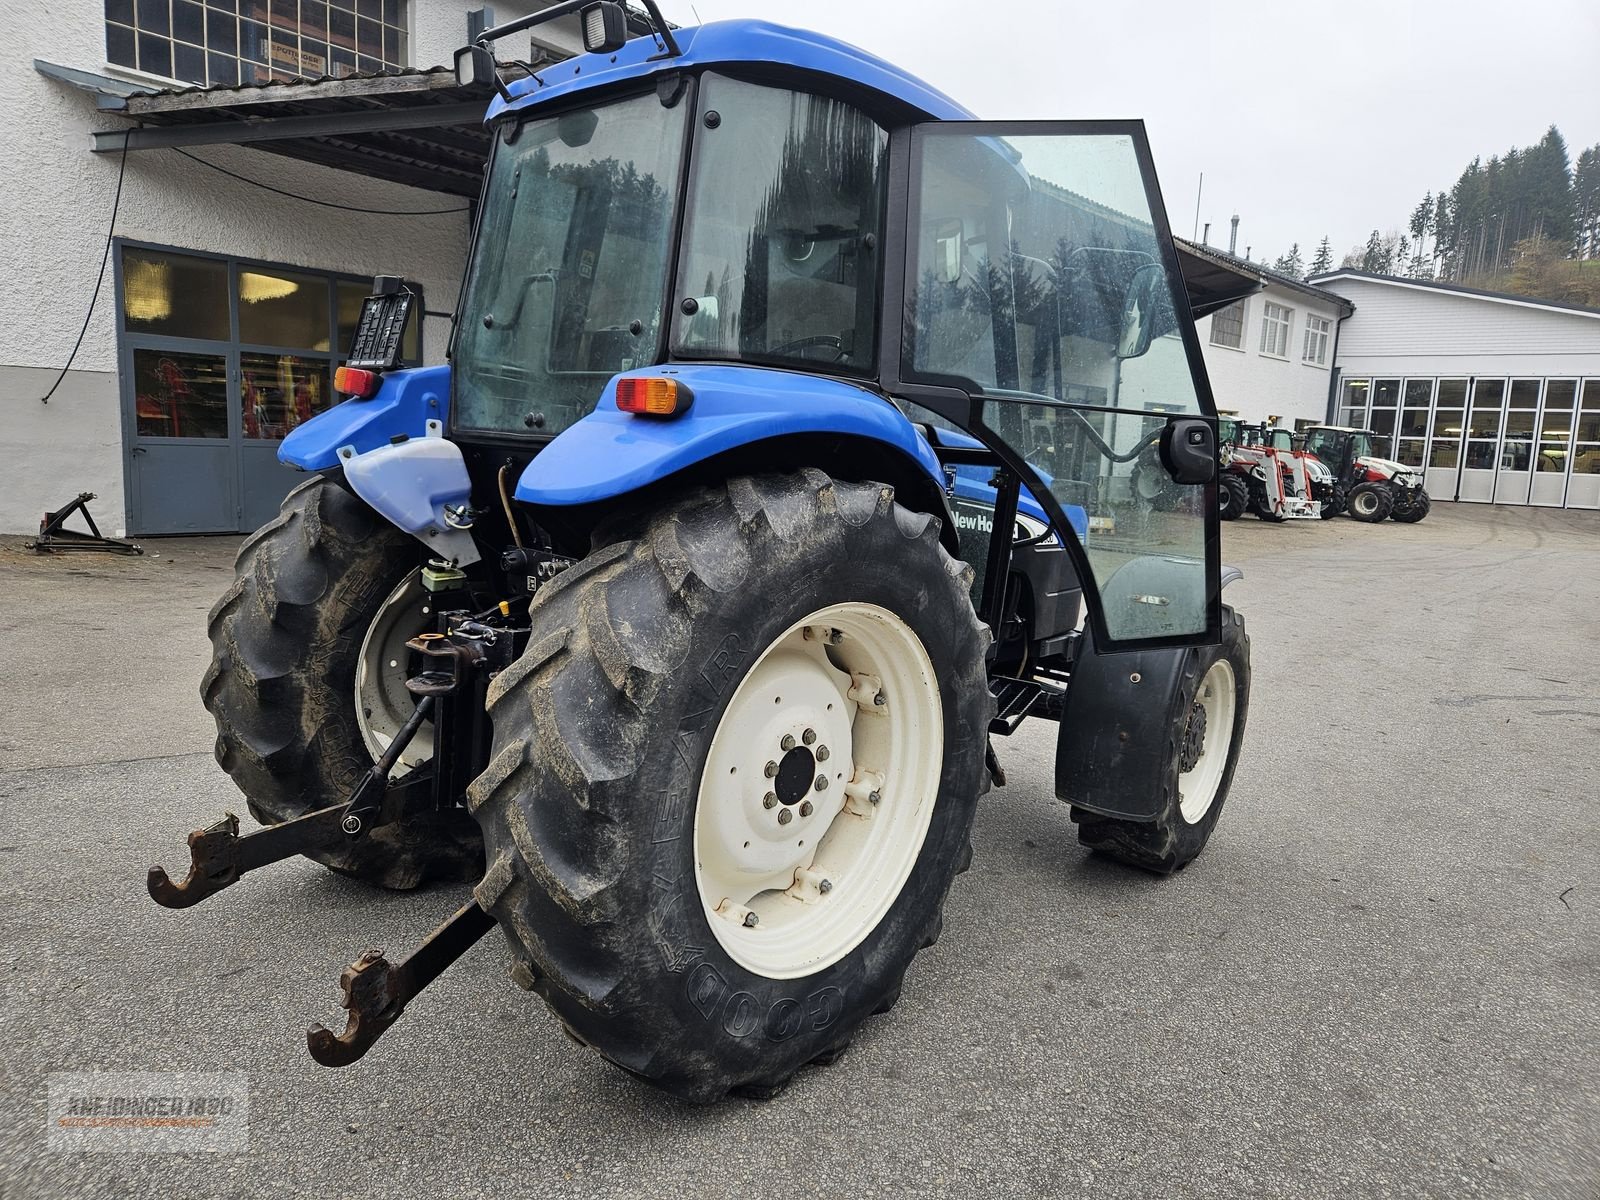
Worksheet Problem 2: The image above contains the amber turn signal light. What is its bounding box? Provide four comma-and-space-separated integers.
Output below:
334, 366, 382, 399
615, 376, 691, 416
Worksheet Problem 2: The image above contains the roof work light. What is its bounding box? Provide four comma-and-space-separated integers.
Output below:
580, 2, 629, 53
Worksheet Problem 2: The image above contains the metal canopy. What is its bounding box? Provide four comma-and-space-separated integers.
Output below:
60, 61, 1274, 308
86, 67, 499, 197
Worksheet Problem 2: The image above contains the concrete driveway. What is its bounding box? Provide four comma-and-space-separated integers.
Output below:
1, 501, 1596, 1199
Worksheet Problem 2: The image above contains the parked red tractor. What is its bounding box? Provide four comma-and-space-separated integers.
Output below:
1302, 426, 1431, 523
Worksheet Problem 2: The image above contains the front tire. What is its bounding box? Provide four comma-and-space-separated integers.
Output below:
1074, 605, 1250, 873
469, 472, 993, 1101
202, 476, 483, 888
1390, 490, 1431, 523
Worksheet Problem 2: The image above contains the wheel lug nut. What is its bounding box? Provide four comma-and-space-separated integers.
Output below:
742, 911, 759, 928
869, 790, 882, 805
763, 792, 777, 809
800, 800, 813, 817
802, 728, 816, 745
781, 734, 795, 751
814, 775, 828, 791
873, 693, 886, 706
778, 809, 793, 826
816, 745, 830, 762
818, 879, 833, 894
764, 761, 779, 778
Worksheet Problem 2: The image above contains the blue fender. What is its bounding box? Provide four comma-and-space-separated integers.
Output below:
279, 365, 450, 471
514, 365, 947, 506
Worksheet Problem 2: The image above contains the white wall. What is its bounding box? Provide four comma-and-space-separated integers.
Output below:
0, 0, 545, 533
1196, 281, 1344, 427
1316, 276, 1600, 379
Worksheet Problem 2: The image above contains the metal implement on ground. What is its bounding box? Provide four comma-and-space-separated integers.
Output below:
27, 492, 142, 554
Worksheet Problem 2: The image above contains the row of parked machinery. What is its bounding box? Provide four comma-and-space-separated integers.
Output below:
1214, 420, 1431, 524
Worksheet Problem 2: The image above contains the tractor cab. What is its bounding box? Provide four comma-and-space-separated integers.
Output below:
417, 20, 1226, 656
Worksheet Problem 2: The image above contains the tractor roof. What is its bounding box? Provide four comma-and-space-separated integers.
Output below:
490, 19, 972, 125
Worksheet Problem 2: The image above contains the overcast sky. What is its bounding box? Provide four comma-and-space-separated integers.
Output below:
654, 0, 1600, 267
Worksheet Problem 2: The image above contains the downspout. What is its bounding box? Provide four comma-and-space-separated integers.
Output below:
1324, 300, 1353, 423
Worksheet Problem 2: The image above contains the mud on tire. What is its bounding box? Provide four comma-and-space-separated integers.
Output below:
202, 475, 483, 889
468, 471, 993, 1102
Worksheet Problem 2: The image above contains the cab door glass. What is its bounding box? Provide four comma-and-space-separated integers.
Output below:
903, 125, 1212, 643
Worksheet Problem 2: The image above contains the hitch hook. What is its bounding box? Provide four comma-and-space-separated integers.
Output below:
307, 900, 496, 1067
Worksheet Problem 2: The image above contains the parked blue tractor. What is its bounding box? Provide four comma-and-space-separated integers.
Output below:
150, 6, 1251, 1102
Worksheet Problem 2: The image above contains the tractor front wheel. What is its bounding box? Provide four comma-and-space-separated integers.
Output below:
1074, 605, 1250, 873
469, 471, 993, 1101
1347, 481, 1394, 523
202, 476, 483, 888
1391, 490, 1431, 523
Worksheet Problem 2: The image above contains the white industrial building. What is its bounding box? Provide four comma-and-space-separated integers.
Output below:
0, 0, 573, 537
1312, 271, 1600, 511
1179, 239, 1353, 430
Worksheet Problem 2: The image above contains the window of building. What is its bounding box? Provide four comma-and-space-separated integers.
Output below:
1259, 301, 1292, 357
105, 1, 408, 88
1209, 300, 1246, 350
1301, 314, 1330, 365
121, 244, 420, 441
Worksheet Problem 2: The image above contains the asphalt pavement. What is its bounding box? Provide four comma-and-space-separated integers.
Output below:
0, 500, 1596, 1199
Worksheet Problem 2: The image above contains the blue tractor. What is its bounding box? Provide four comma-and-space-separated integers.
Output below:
151, 5, 1250, 1102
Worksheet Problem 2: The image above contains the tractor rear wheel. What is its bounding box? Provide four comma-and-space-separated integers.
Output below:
1218, 473, 1249, 521
202, 476, 483, 888
1347, 481, 1393, 523
1074, 605, 1250, 873
1391, 490, 1431, 523
469, 471, 992, 1101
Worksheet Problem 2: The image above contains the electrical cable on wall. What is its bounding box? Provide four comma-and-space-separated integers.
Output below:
171, 148, 470, 216
37, 132, 129, 404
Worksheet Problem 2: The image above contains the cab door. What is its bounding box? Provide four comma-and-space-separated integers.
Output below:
883, 121, 1219, 651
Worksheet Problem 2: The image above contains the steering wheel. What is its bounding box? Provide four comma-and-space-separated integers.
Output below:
770, 334, 849, 363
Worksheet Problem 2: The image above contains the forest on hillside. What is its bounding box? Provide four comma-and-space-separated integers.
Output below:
1265, 126, 1600, 307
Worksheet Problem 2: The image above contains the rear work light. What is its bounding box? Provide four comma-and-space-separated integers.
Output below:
615, 376, 691, 416
334, 366, 382, 399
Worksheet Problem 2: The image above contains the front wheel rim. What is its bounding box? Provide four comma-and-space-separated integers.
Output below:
1178, 658, 1236, 824
694, 602, 944, 980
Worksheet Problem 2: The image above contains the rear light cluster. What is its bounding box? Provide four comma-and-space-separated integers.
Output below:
334, 365, 382, 399
615, 376, 691, 416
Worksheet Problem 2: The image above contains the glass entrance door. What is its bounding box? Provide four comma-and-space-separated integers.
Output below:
1458, 379, 1505, 502
1491, 379, 1540, 503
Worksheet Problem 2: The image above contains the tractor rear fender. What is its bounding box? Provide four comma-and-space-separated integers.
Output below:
279, 365, 449, 472
515, 365, 960, 554
1057, 565, 1243, 820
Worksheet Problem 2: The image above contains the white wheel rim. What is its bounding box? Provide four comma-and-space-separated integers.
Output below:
355, 574, 435, 776
693, 602, 943, 980
1178, 658, 1236, 824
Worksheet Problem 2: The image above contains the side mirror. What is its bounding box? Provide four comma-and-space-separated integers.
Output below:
1116, 263, 1165, 359
1159, 418, 1215, 485
454, 43, 495, 87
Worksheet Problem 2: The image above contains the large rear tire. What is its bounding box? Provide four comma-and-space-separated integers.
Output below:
1218, 474, 1249, 521
469, 471, 993, 1101
1347, 481, 1394, 523
1074, 605, 1250, 873
202, 476, 484, 888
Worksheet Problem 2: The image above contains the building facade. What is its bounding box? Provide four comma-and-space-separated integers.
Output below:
1312, 271, 1600, 511
0, 0, 567, 536
1180, 241, 1352, 429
